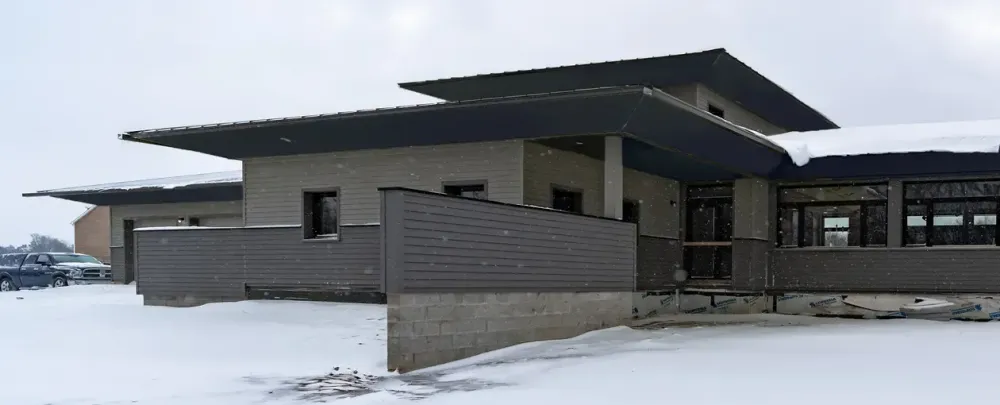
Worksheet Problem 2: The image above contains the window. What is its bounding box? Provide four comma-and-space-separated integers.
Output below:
551, 186, 583, 214
50, 254, 102, 264
623, 199, 640, 224
303, 189, 339, 239
685, 185, 733, 279
904, 180, 1000, 246
188, 217, 201, 227
707, 104, 725, 119
443, 182, 487, 199
23, 254, 37, 265
687, 186, 733, 243
778, 184, 888, 247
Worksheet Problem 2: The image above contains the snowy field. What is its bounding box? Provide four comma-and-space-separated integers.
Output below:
4, 285, 1000, 405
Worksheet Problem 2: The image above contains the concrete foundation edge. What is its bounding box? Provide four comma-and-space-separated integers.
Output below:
633, 290, 1000, 321
143, 294, 239, 307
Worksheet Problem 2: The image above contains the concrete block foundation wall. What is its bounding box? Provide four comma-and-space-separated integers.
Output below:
387, 292, 632, 372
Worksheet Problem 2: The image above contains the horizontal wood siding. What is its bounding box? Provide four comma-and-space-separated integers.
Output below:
382, 189, 637, 292
635, 235, 682, 291
771, 248, 1000, 293
135, 225, 380, 299
109, 246, 125, 283
243, 141, 524, 226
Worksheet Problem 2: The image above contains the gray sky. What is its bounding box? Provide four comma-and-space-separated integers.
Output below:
4, 0, 1000, 245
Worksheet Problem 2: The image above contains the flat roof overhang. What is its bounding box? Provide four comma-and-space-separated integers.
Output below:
772, 152, 1000, 181
120, 86, 788, 181
22, 183, 243, 206
398, 48, 838, 132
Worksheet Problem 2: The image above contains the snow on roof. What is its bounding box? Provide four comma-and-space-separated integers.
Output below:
36, 170, 242, 195
770, 119, 1000, 166
70, 205, 97, 225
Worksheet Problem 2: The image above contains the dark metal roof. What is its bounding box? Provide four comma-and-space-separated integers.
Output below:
398, 48, 837, 132
23, 171, 243, 206
120, 86, 787, 181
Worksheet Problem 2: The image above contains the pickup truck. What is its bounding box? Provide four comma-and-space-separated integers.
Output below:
0, 252, 112, 292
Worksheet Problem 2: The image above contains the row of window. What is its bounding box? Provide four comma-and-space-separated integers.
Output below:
778, 180, 1000, 248
302, 182, 641, 239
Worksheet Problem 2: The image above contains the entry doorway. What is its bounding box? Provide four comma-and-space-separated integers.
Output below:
123, 219, 136, 285
683, 185, 733, 280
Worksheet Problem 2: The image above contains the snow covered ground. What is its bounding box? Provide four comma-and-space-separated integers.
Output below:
4, 285, 1000, 404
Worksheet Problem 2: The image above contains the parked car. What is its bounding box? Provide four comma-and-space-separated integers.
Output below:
0, 252, 112, 292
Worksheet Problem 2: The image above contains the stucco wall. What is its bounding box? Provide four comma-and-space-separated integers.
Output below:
522, 141, 679, 237
242, 141, 525, 226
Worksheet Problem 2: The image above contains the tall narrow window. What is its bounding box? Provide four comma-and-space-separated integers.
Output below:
551, 186, 583, 214
905, 180, 1000, 246
685, 185, 733, 279
443, 182, 487, 199
303, 190, 339, 239
778, 184, 888, 247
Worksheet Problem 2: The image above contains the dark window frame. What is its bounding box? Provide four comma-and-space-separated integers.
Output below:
442, 180, 489, 200
302, 188, 341, 240
903, 180, 1000, 247
777, 184, 889, 248
623, 198, 641, 224
684, 184, 734, 280
550, 184, 584, 214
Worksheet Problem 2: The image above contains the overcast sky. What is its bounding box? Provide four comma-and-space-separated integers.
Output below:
3, 0, 1000, 245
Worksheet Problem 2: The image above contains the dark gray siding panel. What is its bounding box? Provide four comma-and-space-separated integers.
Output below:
135, 225, 380, 299
732, 239, 769, 290
110, 246, 125, 283
636, 235, 682, 291
382, 189, 637, 292
771, 248, 1000, 293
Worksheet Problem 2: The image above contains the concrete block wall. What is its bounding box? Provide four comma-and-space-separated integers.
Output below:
387, 292, 633, 372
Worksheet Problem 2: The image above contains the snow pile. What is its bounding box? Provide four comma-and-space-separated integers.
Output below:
6, 285, 1000, 404
771, 118, 1000, 166
1, 285, 386, 405
33, 170, 242, 194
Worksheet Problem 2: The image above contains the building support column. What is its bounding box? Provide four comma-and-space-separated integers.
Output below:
732, 178, 772, 291
887, 180, 904, 247
604, 135, 624, 220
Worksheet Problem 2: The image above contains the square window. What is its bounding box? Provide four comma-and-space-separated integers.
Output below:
303, 190, 339, 239
443, 182, 487, 199
707, 104, 725, 119
803, 205, 861, 247
623, 199, 640, 224
552, 187, 583, 214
